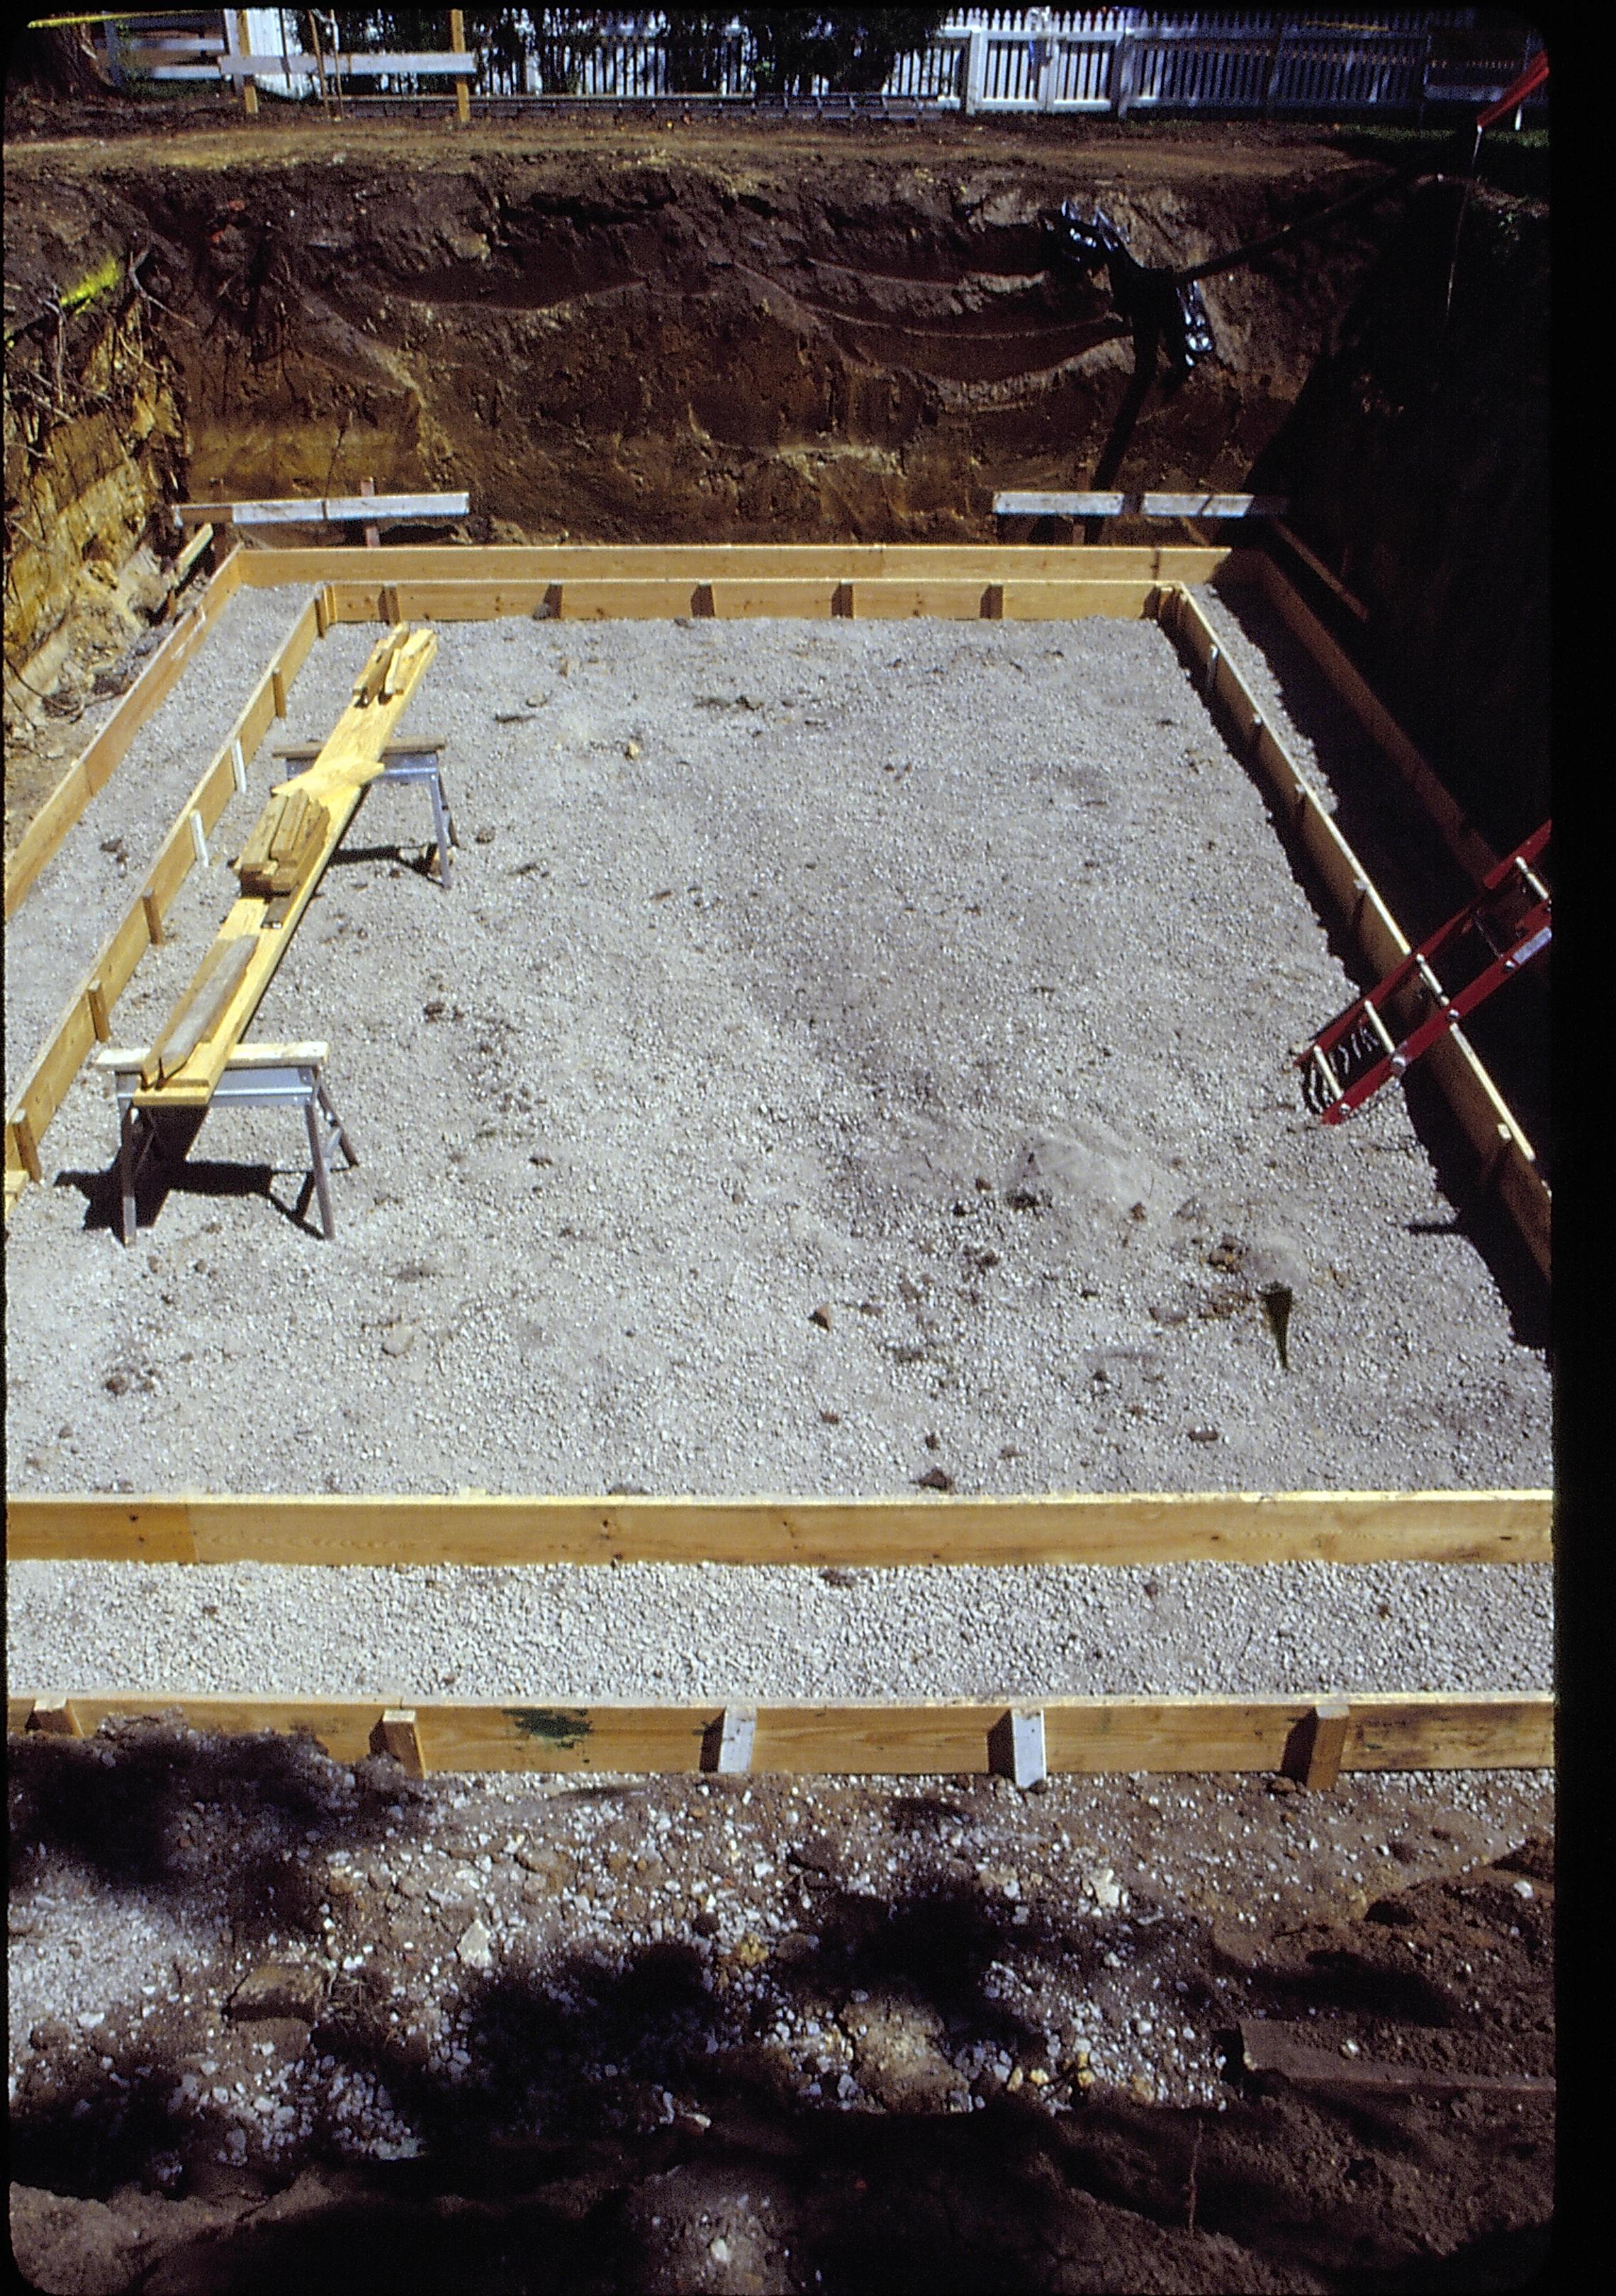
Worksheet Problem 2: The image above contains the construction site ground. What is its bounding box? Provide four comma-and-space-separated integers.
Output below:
5, 100, 1554, 2295
9, 1721, 1553, 2295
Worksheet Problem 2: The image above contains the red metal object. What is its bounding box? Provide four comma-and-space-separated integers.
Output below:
1300, 823, 1550, 1125
1475, 50, 1549, 132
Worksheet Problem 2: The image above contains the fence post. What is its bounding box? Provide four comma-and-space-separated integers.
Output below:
451, 9, 471, 125
963, 24, 986, 115
226, 10, 258, 116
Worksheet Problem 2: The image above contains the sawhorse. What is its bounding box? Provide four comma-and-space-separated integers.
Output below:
273, 736, 459, 890
97, 1041, 359, 1245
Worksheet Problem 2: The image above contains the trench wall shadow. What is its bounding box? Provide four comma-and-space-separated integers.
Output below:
1198, 573, 1549, 1348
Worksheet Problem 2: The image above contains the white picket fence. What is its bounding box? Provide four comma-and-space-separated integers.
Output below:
95, 10, 1547, 121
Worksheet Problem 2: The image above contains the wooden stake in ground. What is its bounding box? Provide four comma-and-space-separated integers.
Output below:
234, 10, 257, 116
451, 10, 470, 125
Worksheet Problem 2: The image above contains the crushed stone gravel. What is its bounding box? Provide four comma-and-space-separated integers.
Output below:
4, 597, 1551, 1718
6, 1556, 1550, 1701
4, 586, 316, 1105
4, 600, 1550, 1501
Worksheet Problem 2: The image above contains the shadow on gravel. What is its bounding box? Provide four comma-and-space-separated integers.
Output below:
1199, 572, 1549, 1351
9, 1731, 1555, 2293
9, 1726, 410, 1935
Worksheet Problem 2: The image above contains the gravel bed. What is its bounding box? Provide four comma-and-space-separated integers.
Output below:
4, 585, 318, 1104
6, 1556, 1550, 1700
4, 602, 1550, 1504
5, 601, 1551, 1711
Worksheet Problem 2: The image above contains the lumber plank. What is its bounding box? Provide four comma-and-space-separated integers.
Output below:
999, 579, 1157, 619
2, 587, 316, 1208
846, 581, 998, 619
132, 627, 438, 1112
143, 935, 258, 1085
174, 493, 470, 527
1, 1692, 1554, 1777
994, 492, 1287, 519
236, 543, 1241, 588
1255, 556, 1500, 886
4, 1490, 1552, 1567
705, 579, 841, 618
4, 551, 241, 919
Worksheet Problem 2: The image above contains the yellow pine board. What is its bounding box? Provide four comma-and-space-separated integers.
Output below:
4, 1692, 1553, 1777
132, 626, 437, 1111
999, 579, 1157, 619
237, 543, 1239, 587
845, 581, 996, 619
705, 579, 842, 618
4, 1491, 1552, 1567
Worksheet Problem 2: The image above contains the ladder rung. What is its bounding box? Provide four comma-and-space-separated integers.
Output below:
1311, 1045, 1344, 1100
1364, 1003, 1398, 1054
1414, 955, 1450, 1006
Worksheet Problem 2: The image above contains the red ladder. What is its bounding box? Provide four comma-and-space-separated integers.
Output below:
1300, 823, 1550, 1124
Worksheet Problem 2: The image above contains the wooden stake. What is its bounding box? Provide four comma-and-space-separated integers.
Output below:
11, 1111, 43, 1185
1297, 1698, 1352, 1791
374, 1708, 425, 1777
87, 979, 111, 1042
450, 9, 471, 124
28, 1697, 83, 1738
361, 476, 380, 551
142, 889, 165, 946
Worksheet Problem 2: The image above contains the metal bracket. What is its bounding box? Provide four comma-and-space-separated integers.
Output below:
988, 1706, 1048, 1789
703, 1706, 757, 1775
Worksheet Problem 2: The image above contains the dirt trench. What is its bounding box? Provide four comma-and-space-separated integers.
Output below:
4, 121, 1548, 861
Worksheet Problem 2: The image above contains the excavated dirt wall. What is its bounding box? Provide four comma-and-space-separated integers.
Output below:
4, 122, 1548, 865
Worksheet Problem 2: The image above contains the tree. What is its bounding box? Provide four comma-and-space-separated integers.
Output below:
7, 23, 116, 101
662, 8, 736, 94
740, 9, 948, 96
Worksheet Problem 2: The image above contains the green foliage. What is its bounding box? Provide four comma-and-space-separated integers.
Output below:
661, 7, 739, 94
740, 9, 948, 96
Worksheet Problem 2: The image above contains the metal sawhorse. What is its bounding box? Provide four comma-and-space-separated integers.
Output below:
272, 736, 459, 890
97, 1041, 359, 1245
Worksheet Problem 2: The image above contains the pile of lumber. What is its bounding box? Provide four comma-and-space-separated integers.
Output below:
232, 787, 331, 899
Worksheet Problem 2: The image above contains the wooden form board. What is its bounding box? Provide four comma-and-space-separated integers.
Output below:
1252, 556, 1502, 889
319, 576, 1165, 625
4, 547, 246, 921
5, 1490, 1552, 1568
236, 542, 1240, 588
3, 592, 320, 1205
5, 1692, 1552, 1778
129, 628, 438, 1113
1157, 585, 1549, 1281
